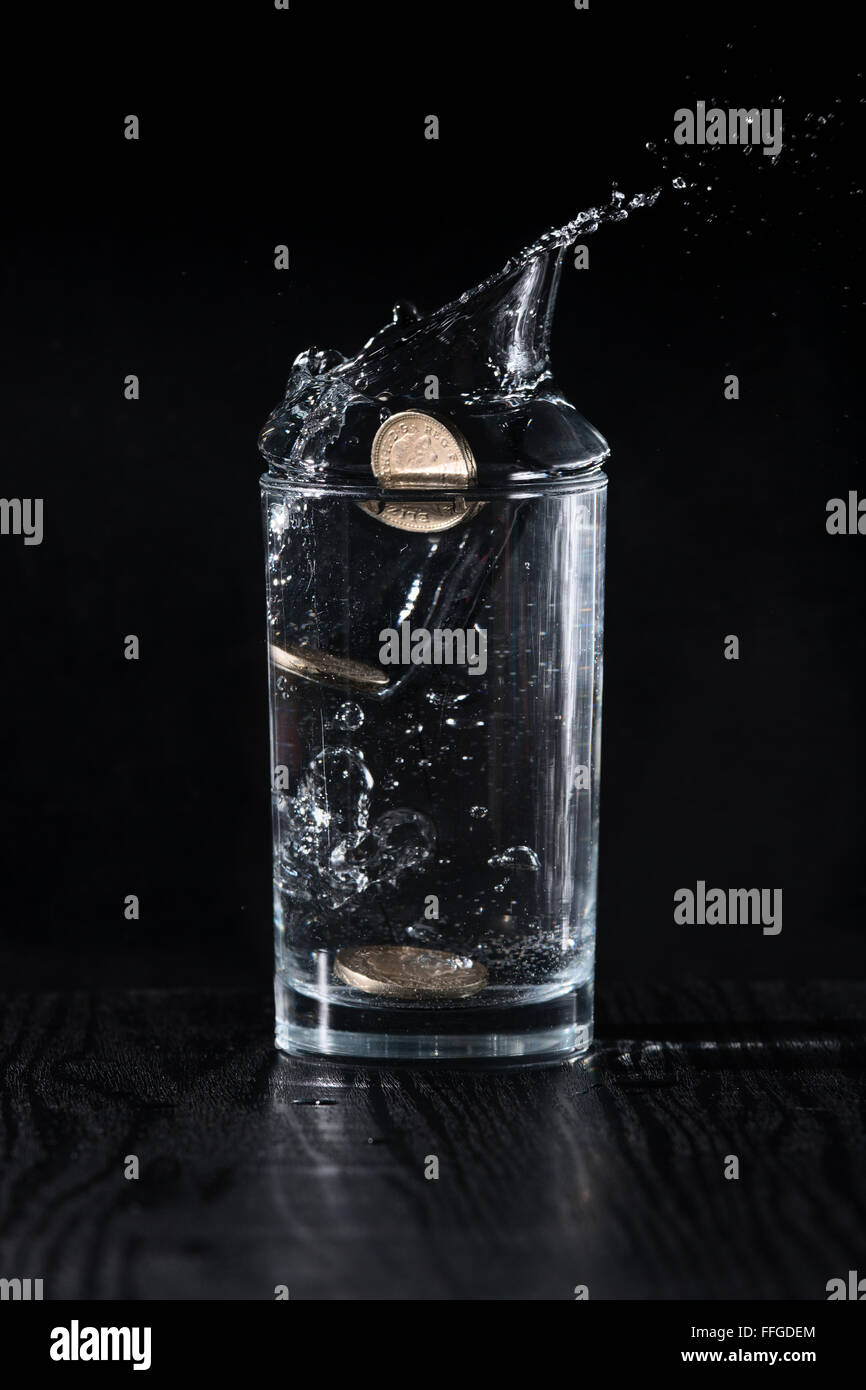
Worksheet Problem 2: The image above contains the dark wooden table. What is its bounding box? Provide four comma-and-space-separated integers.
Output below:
1, 982, 864, 1300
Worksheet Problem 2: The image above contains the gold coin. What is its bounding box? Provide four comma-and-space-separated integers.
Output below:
370, 410, 477, 490
356, 496, 484, 533
361, 410, 482, 534
334, 945, 488, 1000
270, 643, 388, 691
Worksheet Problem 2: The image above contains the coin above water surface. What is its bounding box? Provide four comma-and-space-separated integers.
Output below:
370, 410, 477, 490
334, 945, 488, 1000
361, 410, 482, 534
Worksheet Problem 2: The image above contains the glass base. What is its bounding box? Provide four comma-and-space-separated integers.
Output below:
274, 974, 593, 1064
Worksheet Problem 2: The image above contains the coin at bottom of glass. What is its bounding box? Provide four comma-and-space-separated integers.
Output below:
334, 945, 488, 1000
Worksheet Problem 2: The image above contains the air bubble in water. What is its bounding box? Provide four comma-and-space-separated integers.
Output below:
336, 702, 364, 730
406, 920, 440, 944
278, 746, 436, 910
488, 845, 542, 871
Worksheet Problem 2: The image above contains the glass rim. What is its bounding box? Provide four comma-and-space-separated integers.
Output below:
259, 467, 609, 501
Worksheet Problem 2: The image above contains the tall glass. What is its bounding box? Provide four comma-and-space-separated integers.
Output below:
262, 470, 606, 1062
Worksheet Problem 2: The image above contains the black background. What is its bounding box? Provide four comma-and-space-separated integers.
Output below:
1, 1, 863, 992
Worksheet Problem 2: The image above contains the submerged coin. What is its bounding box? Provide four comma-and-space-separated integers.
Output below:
356, 496, 484, 533
334, 945, 488, 1000
270, 643, 388, 692
371, 410, 477, 490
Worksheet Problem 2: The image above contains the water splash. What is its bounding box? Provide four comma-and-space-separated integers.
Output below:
259, 186, 665, 480
260, 92, 860, 480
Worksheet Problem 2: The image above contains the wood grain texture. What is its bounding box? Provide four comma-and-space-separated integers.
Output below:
0, 982, 864, 1300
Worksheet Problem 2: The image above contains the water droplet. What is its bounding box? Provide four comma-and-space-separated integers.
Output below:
470, 806, 488, 819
